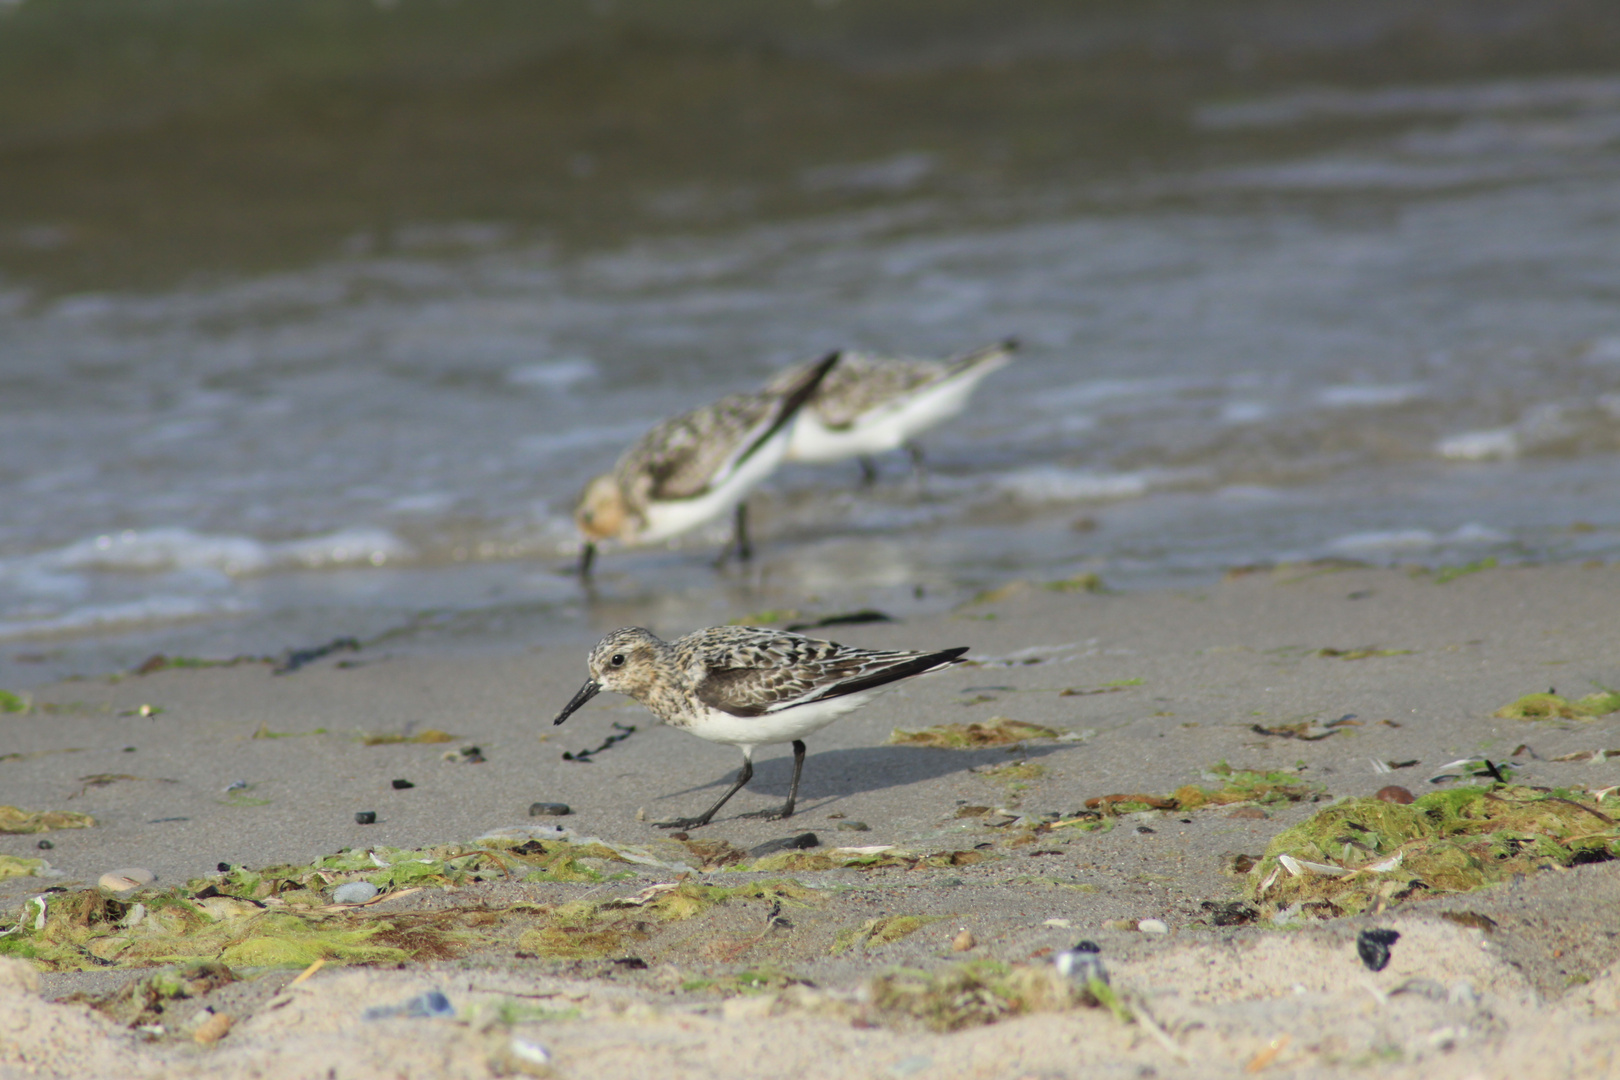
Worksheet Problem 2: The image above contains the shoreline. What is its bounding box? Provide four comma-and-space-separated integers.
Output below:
4, 563, 1620, 1078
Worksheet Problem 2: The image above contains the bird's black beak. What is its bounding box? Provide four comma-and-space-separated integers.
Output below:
552, 679, 601, 725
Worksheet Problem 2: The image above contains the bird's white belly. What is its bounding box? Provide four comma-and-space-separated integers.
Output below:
637, 427, 792, 544
787, 375, 982, 463
680, 689, 880, 752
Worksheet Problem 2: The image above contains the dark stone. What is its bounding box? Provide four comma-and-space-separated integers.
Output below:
37, 839, 53, 850
217, 862, 231, 872
1357, 927, 1401, 971
391, 779, 415, 790
749, 833, 820, 857
612, 957, 649, 969
355, 811, 377, 825
529, 802, 571, 817
511, 840, 547, 855
1376, 785, 1416, 804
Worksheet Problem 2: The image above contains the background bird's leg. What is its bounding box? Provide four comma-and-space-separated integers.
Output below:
714, 501, 752, 568
734, 501, 752, 561
740, 739, 806, 821
857, 455, 879, 486
655, 756, 753, 829
904, 441, 928, 485
577, 541, 597, 578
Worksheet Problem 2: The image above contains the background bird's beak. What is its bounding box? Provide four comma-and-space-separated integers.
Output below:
552, 680, 601, 725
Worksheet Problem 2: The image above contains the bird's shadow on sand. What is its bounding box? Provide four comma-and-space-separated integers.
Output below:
652, 740, 1084, 811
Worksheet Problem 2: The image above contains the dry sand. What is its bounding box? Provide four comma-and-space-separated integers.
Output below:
4, 563, 1620, 1079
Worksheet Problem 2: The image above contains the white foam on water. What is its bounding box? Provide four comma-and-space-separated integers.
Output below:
46, 529, 273, 576
994, 468, 1153, 503
272, 529, 412, 569
506, 357, 597, 390
0, 594, 251, 641
1328, 524, 1509, 553
1314, 383, 1426, 408
1437, 428, 1520, 460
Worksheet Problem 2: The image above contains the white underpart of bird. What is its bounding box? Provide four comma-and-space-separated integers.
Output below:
774, 339, 1018, 464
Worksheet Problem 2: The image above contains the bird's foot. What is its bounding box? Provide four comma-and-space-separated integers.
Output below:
738, 804, 794, 822
652, 816, 713, 830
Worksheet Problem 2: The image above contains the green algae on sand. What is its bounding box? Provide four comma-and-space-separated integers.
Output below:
0, 805, 95, 834
1494, 690, 1620, 721
888, 716, 1060, 748
1250, 784, 1620, 917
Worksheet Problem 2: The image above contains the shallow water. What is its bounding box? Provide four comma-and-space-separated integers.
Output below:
3, 1, 1620, 686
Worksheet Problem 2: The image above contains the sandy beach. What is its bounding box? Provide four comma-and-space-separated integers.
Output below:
4, 563, 1620, 1079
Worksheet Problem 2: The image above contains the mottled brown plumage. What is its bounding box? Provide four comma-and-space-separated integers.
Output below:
551, 624, 968, 828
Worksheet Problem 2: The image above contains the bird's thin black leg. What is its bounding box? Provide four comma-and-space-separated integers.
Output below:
858, 456, 879, 486
740, 739, 806, 821
577, 541, 597, 579
655, 757, 753, 830
734, 501, 753, 562
713, 502, 752, 569
904, 441, 928, 484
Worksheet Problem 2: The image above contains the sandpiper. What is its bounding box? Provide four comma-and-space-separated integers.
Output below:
551, 625, 969, 829
574, 352, 839, 576
767, 339, 1017, 483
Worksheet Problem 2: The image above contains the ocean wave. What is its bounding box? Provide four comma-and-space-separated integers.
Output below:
32, 526, 412, 577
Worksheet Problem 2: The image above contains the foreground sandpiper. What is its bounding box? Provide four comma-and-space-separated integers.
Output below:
573, 352, 839, 575
767, 339, 1017, 483
551, 625, 968, 829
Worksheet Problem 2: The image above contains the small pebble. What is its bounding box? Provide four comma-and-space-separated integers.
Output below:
835, 820, 870, 832
528, 802, 571, 817
1102, 918, 1140, 932
99, 868, 155, 893
333, 881, 380, 905
391, 779, 415, 790
1376, 785, 1416, 805
1138, 918, 1170, 934
362, 989, 455, 1021
1357, 927, 1401, 971
1227, 806, 1268, 820
354, 811, 377, 825
36, 839, 53, 850
192, 1011, 233, 1045
951, 929, 975, 952
1134, 825, 1155, 834
217, 862, 231, 872
224, 780, 249, 793
748, 833, 820, 857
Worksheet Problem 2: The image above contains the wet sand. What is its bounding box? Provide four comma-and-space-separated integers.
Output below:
4, 564, 1620, 1079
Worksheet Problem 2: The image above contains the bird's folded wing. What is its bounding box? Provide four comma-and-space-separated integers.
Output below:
624, 393, 774, 501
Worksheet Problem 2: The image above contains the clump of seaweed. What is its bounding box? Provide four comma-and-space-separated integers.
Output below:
358, 729, 459, 745
1080, 764, 1317, 816
1175, 763, 1318, 809
888, 717, 1060, 749
830, 915, 941, 955
867, 961, 1083, 1032
1495, 690, 1620, 722
0, 805, 96, 834
517, 880, 822, 961
70, 960, 239, 1027
0, 855, 48, 880
0, 839, 649, 972
1250, 784, 1620, 917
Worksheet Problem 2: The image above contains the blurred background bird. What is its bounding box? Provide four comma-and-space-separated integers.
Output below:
768, 339, 1018, 485
573, 352, 839, 576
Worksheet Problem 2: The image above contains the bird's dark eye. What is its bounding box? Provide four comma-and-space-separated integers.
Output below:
610, 653, 626, 667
